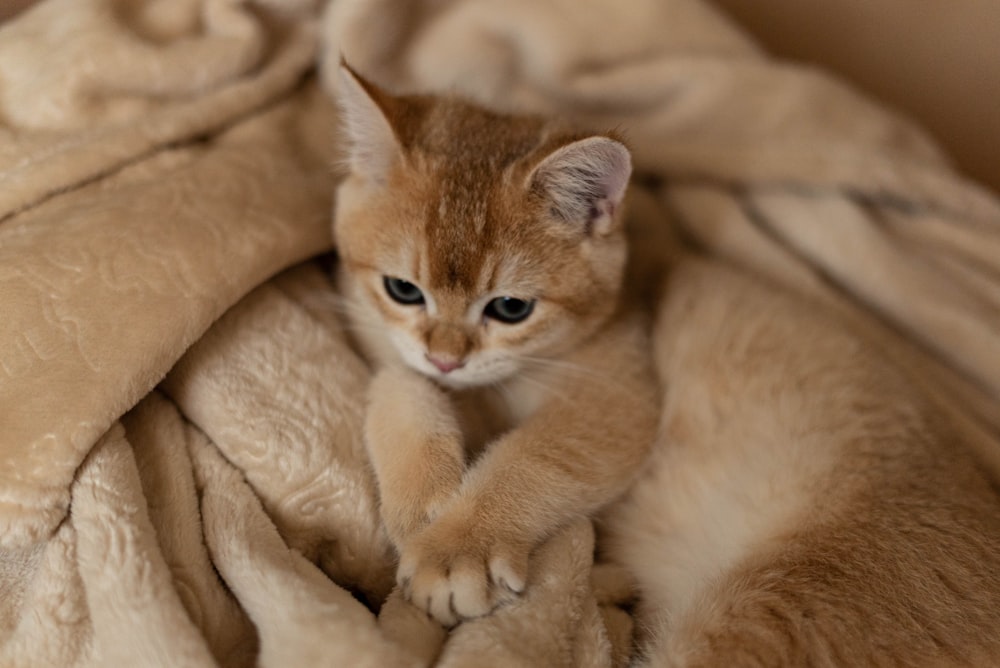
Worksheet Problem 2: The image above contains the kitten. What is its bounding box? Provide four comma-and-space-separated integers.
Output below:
602, 257, 1000, 666
332, 64, 659, 627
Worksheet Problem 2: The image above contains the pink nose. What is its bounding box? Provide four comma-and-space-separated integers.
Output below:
426, 354, 464, 374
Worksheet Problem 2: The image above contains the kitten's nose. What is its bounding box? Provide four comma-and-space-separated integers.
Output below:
426, 354, 465, 374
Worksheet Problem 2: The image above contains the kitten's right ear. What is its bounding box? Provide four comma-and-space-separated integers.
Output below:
528, 136, 632, 237
337, 62, 404, 183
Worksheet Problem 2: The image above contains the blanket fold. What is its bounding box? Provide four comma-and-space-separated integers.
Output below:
2, 0, 998, 665
161, 264, 396, 603
0, 0, 319, 221
0, 74, 336, 548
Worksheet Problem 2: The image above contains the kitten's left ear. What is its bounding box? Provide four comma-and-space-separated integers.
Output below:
337, 61, 404, 183
528, 136, 632, 236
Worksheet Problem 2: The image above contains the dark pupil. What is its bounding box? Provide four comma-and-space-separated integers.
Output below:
485, 297, 534, 324
384, 277, 424, 305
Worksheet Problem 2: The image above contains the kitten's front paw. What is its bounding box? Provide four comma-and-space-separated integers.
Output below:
397, 515, 531, 627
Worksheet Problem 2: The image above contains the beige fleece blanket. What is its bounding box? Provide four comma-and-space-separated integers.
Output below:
2, 0, 999, 666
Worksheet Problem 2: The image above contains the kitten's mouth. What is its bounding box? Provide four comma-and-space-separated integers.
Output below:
414, 359, 501, 390
398, 345, 513, 388
419, 367, 475, 390
420, 354, 470, 387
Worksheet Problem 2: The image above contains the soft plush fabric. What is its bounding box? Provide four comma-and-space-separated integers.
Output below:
1, 0, 998, 665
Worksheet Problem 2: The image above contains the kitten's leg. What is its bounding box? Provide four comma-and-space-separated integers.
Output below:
398, 360, 658, 626
365, 366, 464, 550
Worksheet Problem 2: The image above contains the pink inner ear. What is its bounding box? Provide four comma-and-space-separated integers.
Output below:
590, 141, 631, 206
337, 66, 403, 182
530, 136, 632, 234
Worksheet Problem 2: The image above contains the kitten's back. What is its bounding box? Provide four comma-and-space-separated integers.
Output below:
604, 257, 1000, 667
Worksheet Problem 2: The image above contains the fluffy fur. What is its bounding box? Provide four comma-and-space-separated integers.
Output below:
332, 63, 1000, 661
602, 257, 1000, 666
332, 64, 658, 627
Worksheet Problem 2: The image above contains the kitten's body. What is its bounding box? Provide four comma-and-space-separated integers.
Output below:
603, 257, 1000, 666
333, 65, 658, 626
332, 64, 1000, 661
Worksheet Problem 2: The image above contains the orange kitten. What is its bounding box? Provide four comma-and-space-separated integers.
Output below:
332, 64, 659, 626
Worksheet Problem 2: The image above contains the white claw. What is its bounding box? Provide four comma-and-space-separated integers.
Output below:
489, 556, 526, 594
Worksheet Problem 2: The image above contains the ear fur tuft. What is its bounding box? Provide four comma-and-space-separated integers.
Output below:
337, 62, 403, 182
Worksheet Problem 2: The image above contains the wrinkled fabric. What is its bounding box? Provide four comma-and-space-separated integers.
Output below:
1, 0, 998, 665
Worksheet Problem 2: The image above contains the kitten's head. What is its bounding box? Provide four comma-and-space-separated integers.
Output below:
333, 64, 632, 388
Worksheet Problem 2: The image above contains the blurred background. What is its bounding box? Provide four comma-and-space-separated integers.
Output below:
2, 0, 996, 193
712, 0, 1000, 194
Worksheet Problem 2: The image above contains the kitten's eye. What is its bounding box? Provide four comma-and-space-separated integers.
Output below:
383, 276, 425, 305
484, 297, 535, 324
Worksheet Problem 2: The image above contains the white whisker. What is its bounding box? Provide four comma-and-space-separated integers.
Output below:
518, 355, 627, 394
488, 380, 517, 411
516, 371, 574, 406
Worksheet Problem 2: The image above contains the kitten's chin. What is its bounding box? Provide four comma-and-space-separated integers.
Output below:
425, 373, 474, 390
416, 367, 506, 390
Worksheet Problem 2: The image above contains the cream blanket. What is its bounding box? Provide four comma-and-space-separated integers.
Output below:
2, 1, 999, 666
